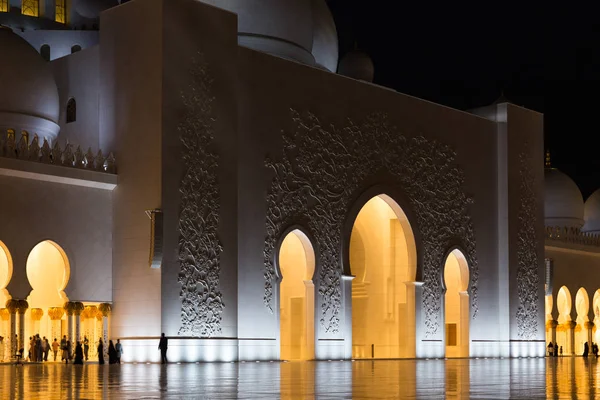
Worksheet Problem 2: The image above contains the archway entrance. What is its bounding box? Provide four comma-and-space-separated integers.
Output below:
26, 240, 70, 358
0, 241, 12, 359
574, 288, 589, 355
443, 249, 470, 358
593, 290, 600, 345
350, 194, 417, 359
556, 286, 572, 355
279, 229, 315, 360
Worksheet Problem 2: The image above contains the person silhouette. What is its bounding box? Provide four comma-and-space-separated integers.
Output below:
158, 333, 168, 364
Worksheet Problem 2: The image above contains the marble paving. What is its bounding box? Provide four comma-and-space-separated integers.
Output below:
0, 357, 596, 399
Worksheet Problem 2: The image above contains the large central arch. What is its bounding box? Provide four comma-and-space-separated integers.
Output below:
349, 194, 417, 359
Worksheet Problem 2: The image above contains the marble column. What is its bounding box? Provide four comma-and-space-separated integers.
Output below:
6, 300, 18, 355
568, 321, 576, 355
547, 320, 558, 352
16, 300, 28, 352
586, 321, 594, 348
30, 308, 43, 336
405, 281, 423, 359
99, 303, 112, 361
64, 302, 74, 346
340, 275, 354, 359
73, 302, 84, 343
48, 307, 64, 349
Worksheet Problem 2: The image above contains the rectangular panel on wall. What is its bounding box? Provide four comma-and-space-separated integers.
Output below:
148, 209, 163, 269
446, 323, 457, 346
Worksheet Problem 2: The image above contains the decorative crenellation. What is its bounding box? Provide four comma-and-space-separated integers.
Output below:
0, 131, 116, 174
263, 110, 478, 336
545, 226, 600, 247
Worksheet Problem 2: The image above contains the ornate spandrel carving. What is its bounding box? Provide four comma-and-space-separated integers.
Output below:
29, 135, 40, 161
516, 149, 540, 339
264, 111, 478, 336
176, 53, 224, 337
63, 143, 73, 167
16, 135, 28, 160
74, 146, 85, 168
40, 139, 51, 163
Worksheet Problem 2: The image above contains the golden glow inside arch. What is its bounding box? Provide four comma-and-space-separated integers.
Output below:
574, 288, 590, 355
557, 286, 572, 324
0, 241, 13, 306
26, 240, 70, 308
350, 194, 417, 359
443, 249, 470, 358
278, 229, 315, 360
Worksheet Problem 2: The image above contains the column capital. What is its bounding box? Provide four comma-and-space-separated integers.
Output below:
0, 308, 8, 321
546, 320, 558, 329
31, 308, 43, 321
585, 321, 595, 329
16, 299, 28, 314
48, 307, 64, 321
99, 303, 112, 317
5, 299, 18, 314
72, 302, 84, 316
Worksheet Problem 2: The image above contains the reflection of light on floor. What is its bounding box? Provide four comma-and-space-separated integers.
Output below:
2, 358, 597, 398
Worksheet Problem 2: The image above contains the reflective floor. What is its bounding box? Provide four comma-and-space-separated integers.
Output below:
0, 357, 596, 399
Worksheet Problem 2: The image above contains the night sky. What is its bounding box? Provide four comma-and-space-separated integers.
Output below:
329, 2, 597, 198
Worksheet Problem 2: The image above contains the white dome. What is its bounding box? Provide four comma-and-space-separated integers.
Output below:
583, 189, 600, 233
201, 0, 315, 65
0, 28, 60, 141
544, 168, 584, 229
338, 50, 374, 82
311, 0, 338, 72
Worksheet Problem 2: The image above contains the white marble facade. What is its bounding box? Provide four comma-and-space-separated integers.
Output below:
0, 0, 547, 362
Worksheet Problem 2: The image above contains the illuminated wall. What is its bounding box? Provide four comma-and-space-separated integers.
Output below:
444, 250, 470, 358
0, 241, 12, 308
556, 286, 572, 355
279, 230, 315, 360
350, 195, 416, 359
574, 288, 589, 355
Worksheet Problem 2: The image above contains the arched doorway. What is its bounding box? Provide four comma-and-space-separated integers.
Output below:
26, 240, 70, 353
593, 290, 600, 345
0, 241, 13, 357
443, 249, 470, 358
278, 229, 315, 360
574, 288, 589, 355
350, 194, 417, 359
545, 293, 554, 345
556, 286, 572, 355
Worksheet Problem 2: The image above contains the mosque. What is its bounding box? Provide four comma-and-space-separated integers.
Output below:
0, 0, 550, 363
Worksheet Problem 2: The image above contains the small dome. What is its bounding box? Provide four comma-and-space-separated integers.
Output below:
311, 0, 338, 72
201, 0, 314, 66
583, 189, 600, 233
75, 0, 119, 19
544, 168, 584, 229
338, 50, 374, 82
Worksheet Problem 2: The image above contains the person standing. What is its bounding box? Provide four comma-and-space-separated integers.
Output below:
158, 333, 168, 364
73, 342, 84, 365
52, 338, 59, 361
108, 340, 117, 364
66, 339, 72, 364
61, 336, 68, 362
115, 339, 123, 364
98, 339, 104, 365
83, 336, 89, 361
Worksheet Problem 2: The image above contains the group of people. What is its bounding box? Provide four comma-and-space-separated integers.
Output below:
547, 341, 600, 357
65, 337, 123, 365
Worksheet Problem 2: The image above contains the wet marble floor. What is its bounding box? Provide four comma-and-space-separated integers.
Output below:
0, 357, 596, 399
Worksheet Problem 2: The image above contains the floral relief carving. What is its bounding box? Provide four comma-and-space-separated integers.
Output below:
516, 150, 540, 339
176, 53, 224, 337
264, 110, 478, 335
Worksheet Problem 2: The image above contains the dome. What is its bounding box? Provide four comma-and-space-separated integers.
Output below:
544, 168, 584, 229
201, 0, 315, 66
338, 50, 374, 82
75, 0, 119, 19
311, 0, 338, 72
583, 189, 600, 233
0, 28, 60, 141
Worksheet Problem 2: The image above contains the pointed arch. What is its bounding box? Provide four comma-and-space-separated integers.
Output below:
443, 248, 470, 358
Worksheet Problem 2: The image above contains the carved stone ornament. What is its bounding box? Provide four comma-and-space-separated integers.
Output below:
176, 53, 224, 337
516, 149, 540, 339
264, 110, 478, 336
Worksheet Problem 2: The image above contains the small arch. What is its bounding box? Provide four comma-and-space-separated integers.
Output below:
26, 240, 70, 308
0, 241, 13, 307
278, 228, 315, 360
40, 44, 50, 61
71, 45, 82, 54
575, 288, 590, 355
66, 98, 76, 123
556, 286, 572, 355
443, 249, 470, 358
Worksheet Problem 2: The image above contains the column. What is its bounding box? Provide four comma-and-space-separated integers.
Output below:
0, 308, 8, 360
586, 321, 594, 349
64, 302, 74, 346
6, 300, 17, 355
16, 300, 28, 352
48, 307, 64, 346
547, 320, 558, 348
340, 275, 354, 359
99, 303, 112, 361
31, 308, 43, 336
73, 302, 84, 343
568, 321, 576, 355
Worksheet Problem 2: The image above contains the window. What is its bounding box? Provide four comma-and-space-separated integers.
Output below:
66, 98, 76, 123
0, 0, 8, 13
71, 45, 81, 54
40, 45, 50, 61
21, 0, 38, 16
55, 0, 65, 23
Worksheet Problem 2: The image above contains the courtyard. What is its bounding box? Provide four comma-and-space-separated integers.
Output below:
0, 357, 594, 399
